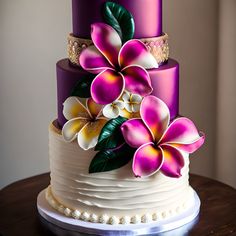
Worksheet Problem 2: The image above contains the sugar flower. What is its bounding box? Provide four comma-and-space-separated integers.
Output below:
80, 23, 158, 105
62, 97, 107, 150
121, 96, 205, 178
120, 109, 140, 119
122, 91, 142, 113
103, 100, 125, 119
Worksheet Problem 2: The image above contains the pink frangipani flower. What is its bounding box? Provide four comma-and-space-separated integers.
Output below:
79, 23, 158, 105
121, 96, 205, 178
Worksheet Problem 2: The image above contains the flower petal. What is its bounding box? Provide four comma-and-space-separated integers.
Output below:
159, 144, 185, 178
62, 118, 88, 142
77, 118, 107, 150
122, 65, 153, 96
113, 100, 125, 110
79, 46, 111, 74
103, 104, 120, 119
131, 94, 142, 103
63, 97, 90, 120
131, 94, 142, 112
122, 90, 131, 102
133, 143, 164, 177
121, 119, 153, 148
91, 23, 122, 67
120, 109, 140, 119
124, 103, 133, 113
119, 39, 158, 69
132, 104, 141, 113
91, 69, 125, 105
160, 117, 205, 153
86, 97, 103, 118
171, 134, 205, 153
141, 96, 170, 142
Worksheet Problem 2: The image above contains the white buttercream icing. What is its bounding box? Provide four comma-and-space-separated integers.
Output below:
90, 213, 98, 223
80, 212, 90, 221
64, 208, 71, 217
141, 214, 152, 223
152, 213, 161, 221
71, 210, 81, 219
131, 215, 141, 224
109, 216, 120, 225
58, 205, 65, 214
161, 211, 169, 219
47, 123, 195, 224
120, 216, 131, 225
99, 214, 109, 224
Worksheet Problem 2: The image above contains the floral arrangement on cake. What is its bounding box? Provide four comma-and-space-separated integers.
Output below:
62, 2, 205, 178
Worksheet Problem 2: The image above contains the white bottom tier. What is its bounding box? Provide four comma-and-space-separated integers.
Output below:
48, 122, 195, 225
38, 189, 200, 235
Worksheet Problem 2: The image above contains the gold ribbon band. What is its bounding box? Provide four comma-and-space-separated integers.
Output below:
67, 33, 169, 66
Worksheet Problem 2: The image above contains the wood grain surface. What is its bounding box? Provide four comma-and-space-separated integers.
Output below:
0, 173, 236, 236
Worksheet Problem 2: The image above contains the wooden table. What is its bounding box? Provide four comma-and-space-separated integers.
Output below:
0, 173, 236, 236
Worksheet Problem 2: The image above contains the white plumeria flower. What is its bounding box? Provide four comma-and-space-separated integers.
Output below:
62, 97, 107, 150
103, 100, 125, 119
122, 91, 142, 113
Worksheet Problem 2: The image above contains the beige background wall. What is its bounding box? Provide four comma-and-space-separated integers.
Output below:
164, 0, 218, 179
0, 0, 235, 189
0, 0, 70, 187
216, 0, 236, 188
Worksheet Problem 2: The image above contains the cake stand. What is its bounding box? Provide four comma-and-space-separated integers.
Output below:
37, 189, 200, 236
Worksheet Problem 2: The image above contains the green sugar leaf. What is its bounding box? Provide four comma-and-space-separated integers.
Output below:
70, 77, 93, 98
103, 2, 135, 42
89, 144, 135, 173
95, 116, 127, 151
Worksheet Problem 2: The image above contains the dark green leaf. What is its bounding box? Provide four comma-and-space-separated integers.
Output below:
95, 116, 127, 151
89, 144, 135, 173
103, 2, 135, 43
70, 77, 93, 98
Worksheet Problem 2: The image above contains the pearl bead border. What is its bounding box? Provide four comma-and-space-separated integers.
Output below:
46, 186, 190, 225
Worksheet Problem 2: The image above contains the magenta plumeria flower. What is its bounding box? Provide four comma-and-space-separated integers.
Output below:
121, 96, 205, 178
79, 23, 158, 105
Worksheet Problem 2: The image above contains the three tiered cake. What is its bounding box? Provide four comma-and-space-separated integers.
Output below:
45, 0, 205, 227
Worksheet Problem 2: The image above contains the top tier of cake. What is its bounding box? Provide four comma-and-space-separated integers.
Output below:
72, 0, 162, 38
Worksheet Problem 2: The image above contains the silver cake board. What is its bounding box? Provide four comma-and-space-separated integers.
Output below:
37, 189, 200, 236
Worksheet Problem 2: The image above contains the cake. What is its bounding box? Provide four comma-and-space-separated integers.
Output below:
45, 0, 205, 226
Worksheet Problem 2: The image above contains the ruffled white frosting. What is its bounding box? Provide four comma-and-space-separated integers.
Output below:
47, 123, 194, 224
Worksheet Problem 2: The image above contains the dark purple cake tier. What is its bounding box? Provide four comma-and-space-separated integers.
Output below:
72, 0, 162, 39
57, 59, 179, 127
150, 60, 179, 121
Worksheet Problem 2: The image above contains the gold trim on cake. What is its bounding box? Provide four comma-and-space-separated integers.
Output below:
67, 33, 169, 67
67, 34, 93, 66
50, 121, 62, 135
140, 34, 169, 65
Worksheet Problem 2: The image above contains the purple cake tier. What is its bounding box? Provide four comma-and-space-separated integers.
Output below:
56, 59, 179, 127
72, 0, 162, 39
150, 60, 179, 121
